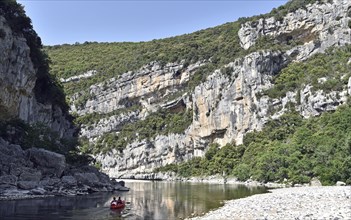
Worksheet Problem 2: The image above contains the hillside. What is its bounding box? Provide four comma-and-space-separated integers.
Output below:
46, 0, 351, 185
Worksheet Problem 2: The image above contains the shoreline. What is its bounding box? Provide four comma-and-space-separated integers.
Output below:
117, 175, 289, 188
188, 186, 351, 220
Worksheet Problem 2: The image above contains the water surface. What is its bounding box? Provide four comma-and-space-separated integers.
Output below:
0, 180, 266, 220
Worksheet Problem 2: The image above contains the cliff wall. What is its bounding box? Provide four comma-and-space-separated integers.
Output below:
0, 15, 74, 138
57, 0, 351, 178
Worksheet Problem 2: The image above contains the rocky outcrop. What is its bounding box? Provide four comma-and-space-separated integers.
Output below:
0, 15, 74, 138
238, 0, 351, 58
0, 138, 126, 198
70, 61, 204, 116
190, 51, 286, 146
27, 148, 66, 177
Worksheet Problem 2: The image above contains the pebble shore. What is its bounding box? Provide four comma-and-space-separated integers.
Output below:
189, 186, 351, 220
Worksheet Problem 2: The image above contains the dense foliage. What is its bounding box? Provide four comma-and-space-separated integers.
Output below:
155, 105, 351, 185
0, 0, 69, 113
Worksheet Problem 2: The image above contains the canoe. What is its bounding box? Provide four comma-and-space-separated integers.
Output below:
110, 201, 125, 209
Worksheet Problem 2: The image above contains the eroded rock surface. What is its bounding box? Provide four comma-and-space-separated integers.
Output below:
0, 138, 125, 198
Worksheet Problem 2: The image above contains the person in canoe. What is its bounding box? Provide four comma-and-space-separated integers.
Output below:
111, 197, 117, 204
111, 197, 122, 205
110, 196, 125, 209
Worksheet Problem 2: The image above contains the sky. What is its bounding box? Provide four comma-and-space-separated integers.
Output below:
18, 0, 288, 46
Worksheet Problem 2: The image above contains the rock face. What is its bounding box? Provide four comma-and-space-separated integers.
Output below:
71, 60, 204, 116
0, 138, 123, 198
64, 0, 351, 178
238, 0, 351, 54
0, 15, 74, 138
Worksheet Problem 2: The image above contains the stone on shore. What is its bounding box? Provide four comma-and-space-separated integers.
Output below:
190, 186, 351, 220
336, 181, 346, 186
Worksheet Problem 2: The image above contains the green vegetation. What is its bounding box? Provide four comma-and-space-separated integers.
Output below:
155, 106, 351, 185
263, 46, 351, 99
0, 0, 69, 113
91, 109, 193, 154
0, 119, 90, 165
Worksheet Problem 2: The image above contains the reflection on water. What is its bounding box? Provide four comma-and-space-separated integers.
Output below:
0, 181, 266, 220
126, 181, 266, 219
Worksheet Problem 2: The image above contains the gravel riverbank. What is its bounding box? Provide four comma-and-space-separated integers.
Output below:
189, 186, 351, 220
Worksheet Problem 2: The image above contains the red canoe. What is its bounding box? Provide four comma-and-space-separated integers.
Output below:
110, 201, 125, 209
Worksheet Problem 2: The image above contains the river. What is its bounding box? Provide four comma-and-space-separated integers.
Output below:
0, 180, 267, 220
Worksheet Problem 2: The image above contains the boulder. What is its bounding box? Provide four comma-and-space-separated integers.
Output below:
336, 181, 346, 186
30, 187, 46, 195
19, 170, 42, 182
61, 175, 77, 186
26, 148, 65, 177
17, 181, 38, 190
39, 177, 60, 187
114, 185, 130, 191
310, 177, 322, 186
74, 173, 100, 186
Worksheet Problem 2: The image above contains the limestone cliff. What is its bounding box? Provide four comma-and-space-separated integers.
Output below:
56, 0, 351, 178
0, 2, 128, 197
0, 13, 74, 138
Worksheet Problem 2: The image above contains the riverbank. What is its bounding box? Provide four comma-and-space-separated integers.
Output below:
119, 173, 288, 188
179, 175, 288, 188
189, 186, 351, 220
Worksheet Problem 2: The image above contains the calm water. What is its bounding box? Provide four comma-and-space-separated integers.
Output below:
0, 180, 267, 220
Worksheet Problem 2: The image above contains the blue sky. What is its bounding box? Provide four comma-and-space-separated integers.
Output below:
18, 0, 288, 46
